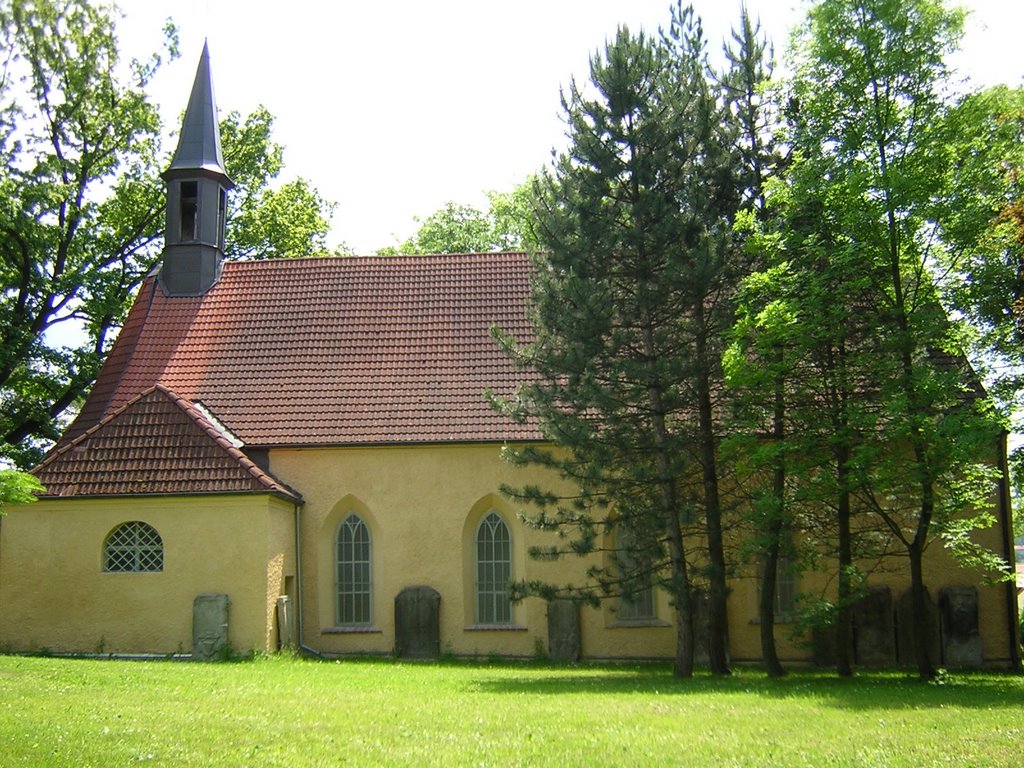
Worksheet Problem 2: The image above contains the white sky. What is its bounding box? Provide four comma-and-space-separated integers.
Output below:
114, 0, 1024, 254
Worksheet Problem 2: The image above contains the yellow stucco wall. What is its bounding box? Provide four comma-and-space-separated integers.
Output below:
270, 442, 1017, 665
1, 441, 1013, 665
0, 494, 295, 655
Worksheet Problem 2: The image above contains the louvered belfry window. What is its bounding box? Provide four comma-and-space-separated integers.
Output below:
104, 521, 164, 572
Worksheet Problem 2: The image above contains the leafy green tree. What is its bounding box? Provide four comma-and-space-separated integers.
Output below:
937, 85, 1024, 412
0, 0, 333, 467
487, 184, 537, 251
0, 0, 166, 466
727, 203, 890, 678
0, 468, 43, 512
221, 107, 335, 260
716, 4, 786, 675
396, 202, 494, 255
379, 179, 536, 256
783, 0, 1007, 680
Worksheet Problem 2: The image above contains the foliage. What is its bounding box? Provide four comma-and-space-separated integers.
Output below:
0, 656, 1022, 767
393, 201, 493, 254
737, 0, 1008, 680
937, 85, 1024, 412
0, 0, 334, 468
1009, 448, 1024, 540
222, 107, 334, 260
715, 3, 788, 675
0, 468, 43, 512
494, 6, 745, 677
379, 179, 536, 255
0, 0, 167, 467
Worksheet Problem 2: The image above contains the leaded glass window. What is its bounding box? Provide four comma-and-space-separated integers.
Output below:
774, 556, 797, 619
618, 583, 656, 621
616, 527, 655, 621
336, 514, 372, 625
104, 521, 163, 572
475, 511, 511, 624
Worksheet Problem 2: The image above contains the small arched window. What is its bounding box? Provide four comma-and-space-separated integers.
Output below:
475, 511, 512, 624
104, 521, 163, 573
336, 513, 372, 625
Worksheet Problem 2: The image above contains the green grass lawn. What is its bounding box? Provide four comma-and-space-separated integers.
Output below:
0, 655, 1020, 767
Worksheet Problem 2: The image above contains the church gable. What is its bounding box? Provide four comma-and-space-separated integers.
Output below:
34, 385, 298, 500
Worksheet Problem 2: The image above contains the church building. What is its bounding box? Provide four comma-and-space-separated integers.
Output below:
0, 47, 1018, 667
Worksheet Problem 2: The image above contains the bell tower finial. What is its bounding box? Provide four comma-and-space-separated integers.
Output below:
159, 42, 234, 296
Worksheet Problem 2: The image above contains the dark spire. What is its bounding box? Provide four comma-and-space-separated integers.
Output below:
165, 40, 233, 186
159, 43, 233, 296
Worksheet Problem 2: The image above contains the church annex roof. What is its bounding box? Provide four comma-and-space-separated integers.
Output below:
36, 385, 300, 500
67, 252, 540, 449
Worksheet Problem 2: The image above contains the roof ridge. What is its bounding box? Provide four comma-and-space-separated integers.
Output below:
221, 251, 533, 269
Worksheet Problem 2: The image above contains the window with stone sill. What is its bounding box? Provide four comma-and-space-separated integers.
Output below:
755, 555, 798, 623
475, 511, 512, 625
614, 525, 656, 622
103, 521, 163, 573
336, 513, 372, 626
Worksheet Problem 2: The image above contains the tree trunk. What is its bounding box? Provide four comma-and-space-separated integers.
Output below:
908, 539, 935, 680
759, 529, 785, 677
670, 532, 696, 679
835, 457, 854, 677
910, 483, 937, 681
640, 316, 695, 677
759, 365, 786, 677
695, 311, 730, 676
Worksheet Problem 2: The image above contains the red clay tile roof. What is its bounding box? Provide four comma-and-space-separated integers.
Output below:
36, 386, 300, 499
67, 253, 540, 448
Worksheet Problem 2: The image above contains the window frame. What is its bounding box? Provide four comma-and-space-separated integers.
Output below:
773, 555, 797, 621
475, 510, 512, 625
103, 521, 164, 573
614, 526, 656, 622
335, 513, 372, 626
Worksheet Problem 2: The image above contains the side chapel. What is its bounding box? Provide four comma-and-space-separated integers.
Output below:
0, 47, 1018, 667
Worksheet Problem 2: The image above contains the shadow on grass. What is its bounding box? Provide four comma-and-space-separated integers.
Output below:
467, 665, 1024, 710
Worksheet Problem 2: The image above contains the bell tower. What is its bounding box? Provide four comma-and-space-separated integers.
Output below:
159, 42, 234, 296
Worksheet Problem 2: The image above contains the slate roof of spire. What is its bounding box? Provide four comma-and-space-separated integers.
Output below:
66, 253, 541, 449
165, 41, 232, 183
36, 385, 300, 500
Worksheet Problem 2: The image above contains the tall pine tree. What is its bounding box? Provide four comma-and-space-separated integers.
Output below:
496, 6, 741, 677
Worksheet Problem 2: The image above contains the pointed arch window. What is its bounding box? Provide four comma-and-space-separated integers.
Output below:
772, 556, 797, 620
104, 521, 163, 573
615, 525, 655, 621
475, 511, 512, 625
336, 514, 372, 625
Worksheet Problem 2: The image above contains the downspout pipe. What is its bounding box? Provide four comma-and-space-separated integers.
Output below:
997, 431, 1022, 673
294, 499, 323, 658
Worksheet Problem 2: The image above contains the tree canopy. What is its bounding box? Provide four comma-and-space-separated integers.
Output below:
497, 0, 1021, 679
0, 0, 334, 467
494, 4, 753, 677
378, 182, 535, 256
